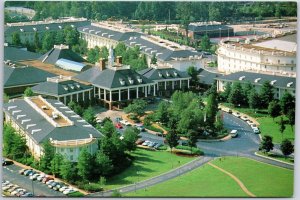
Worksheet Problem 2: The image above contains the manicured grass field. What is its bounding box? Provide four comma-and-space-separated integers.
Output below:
126, 163, 248, 197
126, 157, 293, 197
257, 116, 294, 144
212, 157, 294, 197
105, 149, 194, 190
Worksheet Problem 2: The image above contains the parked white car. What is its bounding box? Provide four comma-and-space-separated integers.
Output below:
30, 173, 40, 180
63, 188, 77, 195
59, 186, 70, 192
252, 127, 260, 134
232, 112, 241, 118
240, 116, 249, 121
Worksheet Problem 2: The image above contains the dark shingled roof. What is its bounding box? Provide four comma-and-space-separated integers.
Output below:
215, 71, 296, 89
39, 47, 86, 65
198, 68, 223, 85
188, 24, 233, 32
4, 64, 56, 88
5, 20, 90, 35
32, 80, 93, 96
77, 25, 141, 42
4, 46, 41, 61
75, 67, 154, 89
3, 98, 103, 144
138, 67, 190, 81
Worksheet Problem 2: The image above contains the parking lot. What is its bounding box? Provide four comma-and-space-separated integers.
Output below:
3, 164, 66, 197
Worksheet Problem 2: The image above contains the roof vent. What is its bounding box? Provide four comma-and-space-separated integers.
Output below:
239, 76, 245, 81
46, 26, 49, 30
58, 25, 62, 29
254, 78, 261, 83
287, 82, 293, 87
270, 80, 277, 85
119, 78, 125, 86
20, 28, 24, 32
33, 27, 37, 31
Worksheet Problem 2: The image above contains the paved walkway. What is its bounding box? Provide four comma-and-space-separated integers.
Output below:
208, 162, 256, 197
89, 156, 214, 197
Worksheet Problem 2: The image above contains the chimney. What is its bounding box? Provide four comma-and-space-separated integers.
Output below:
116, 56, 122, 65
96, 58, 106, 71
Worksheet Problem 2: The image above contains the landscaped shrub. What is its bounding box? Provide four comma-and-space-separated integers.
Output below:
157, 145, 167, 151
83, 183, 103, 192
175, 145, 204, 155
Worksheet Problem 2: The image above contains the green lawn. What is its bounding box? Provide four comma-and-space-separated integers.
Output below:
257, 116, 294, 144
257, 151, 294, 164
105, 149, 194, 190
126, 164, 248, 197
126, 157, 293, 197
212, 157, 294, 197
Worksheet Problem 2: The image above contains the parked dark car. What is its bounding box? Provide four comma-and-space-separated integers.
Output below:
2, 160, 14, 166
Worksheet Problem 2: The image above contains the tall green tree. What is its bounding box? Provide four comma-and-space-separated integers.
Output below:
187, 66, 199, 87
114, 42, 127, 57
280, 92, 295, 115
77, 148, 93, 181
123, 127, 139, 151
229, 82, 245, 107
83, 107, 96, 126
60, 157, 77, 182
55, 31, 65, 44
220, 82, 231, 102
156, 101, 170, 125
268, 101, 281, 121
205, 91, 218, 129
39, 140, 55, 173
200, 35, 211, 51
64, 25, 80, 47
150, 54, 157, 64
278, 116, 286, 141
3, 93, 10, 103
286, 109, 295, 131
248, 88, 261, 110
42, 31, 55, 52
187, 131, 198, 153
124, 99, 147, 118
94, 150, 113, 177
259, 81, 274, 108
68, 101, 84, 116
165, 129, 179, 153
280, 139, 294, 158
259, 135, 274, 153
12, 32, 21, 46
34, 31, 41, 51
50, 153, 63, 177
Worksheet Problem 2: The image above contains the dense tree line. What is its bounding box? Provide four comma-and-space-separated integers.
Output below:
5, 2, 297, 23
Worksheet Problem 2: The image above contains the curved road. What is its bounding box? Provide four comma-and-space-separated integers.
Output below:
89, 112, 293, 196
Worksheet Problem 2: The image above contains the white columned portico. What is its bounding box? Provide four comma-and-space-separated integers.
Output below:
64, 96, 66, 105
76, 93, 79, 102
104, 89, 107, 101
89, 90, 91, 100
93, 87, 96, 97
154, 85, 156, 96
165, 81, 167, 90
180, 80, 182, 88
172, 81, 174, 89
70, 94, 73, 101
128, 88, 130, 100
119, 90, 121, 101
136, 87, 139, 98
188, 79, 190, 88
82, 91, 85, 101
109, 91, 112, 102
145, 86, 148, 97
98, 88, 100, 99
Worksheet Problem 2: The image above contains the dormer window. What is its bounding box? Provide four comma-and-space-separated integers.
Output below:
254, 78, 261, 83
71, 25, 75, 28
270, 80, 277, 85
33, 27, 37, 31
119, 78, 125, 86
63, 85, 68, 91
239, 76, 245, 81
46, 26, 49, 30
58, 26, 62, 29
158, 72, 162, 77
137, 76, 142, 83
128, 77, 134, 84
166, 72, 170, 77
20, 28, 24, 32
174, 72, 178, 77
75, 83, 81, 88
287, 82, 293, 87
68, 84, 75, 90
